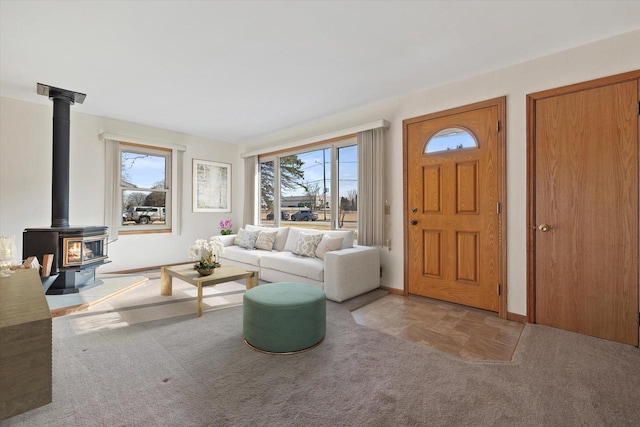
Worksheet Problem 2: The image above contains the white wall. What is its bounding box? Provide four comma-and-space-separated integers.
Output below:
1, 31, 638, 314
0, 97, 244, 273
239, 30, 640, 316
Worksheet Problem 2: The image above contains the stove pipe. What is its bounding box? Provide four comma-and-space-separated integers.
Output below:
37, 83, 86, 228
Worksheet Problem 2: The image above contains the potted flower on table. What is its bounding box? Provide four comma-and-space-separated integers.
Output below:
189, 237, 225, 276
219, 219, 233, 235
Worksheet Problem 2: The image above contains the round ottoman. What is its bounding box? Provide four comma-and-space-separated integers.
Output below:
243, 282, 326, 354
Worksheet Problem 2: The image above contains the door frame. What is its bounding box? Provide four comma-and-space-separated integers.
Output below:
402, 97, 508, 318
526, 70, 640, 323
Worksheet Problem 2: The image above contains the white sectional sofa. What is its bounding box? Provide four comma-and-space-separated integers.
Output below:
218, 225, 380, 302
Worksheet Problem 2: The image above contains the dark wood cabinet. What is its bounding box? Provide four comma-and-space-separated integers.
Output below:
0, 269, 52, 420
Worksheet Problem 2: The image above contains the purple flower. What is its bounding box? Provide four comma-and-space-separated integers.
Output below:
219, 219, 232, 230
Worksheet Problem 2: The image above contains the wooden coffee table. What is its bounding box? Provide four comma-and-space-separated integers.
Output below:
160, 264, 258, 317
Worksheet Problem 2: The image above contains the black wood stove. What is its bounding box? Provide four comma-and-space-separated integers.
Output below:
23, 83, 109, 295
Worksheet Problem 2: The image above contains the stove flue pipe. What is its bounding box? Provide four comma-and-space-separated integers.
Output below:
51, 94, 71, 227
37, 83, 86, 228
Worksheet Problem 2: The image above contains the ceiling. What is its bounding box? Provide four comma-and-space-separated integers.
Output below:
1, 1, 639, 144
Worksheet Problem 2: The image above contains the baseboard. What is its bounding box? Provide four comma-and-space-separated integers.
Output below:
380, 285, 404, 296
507, 312, 527, 323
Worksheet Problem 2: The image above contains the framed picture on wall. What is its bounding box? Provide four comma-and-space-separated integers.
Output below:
192, 159, 231, 212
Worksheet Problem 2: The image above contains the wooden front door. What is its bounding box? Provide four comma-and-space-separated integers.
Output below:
404, 98, 505, 314
528, 72, 640, 346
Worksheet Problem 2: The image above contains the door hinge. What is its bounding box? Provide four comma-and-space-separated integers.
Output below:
638, 102, 640, 116
497, 120, 501, 132
497, 202, 501, 214
497, 284, 501, 295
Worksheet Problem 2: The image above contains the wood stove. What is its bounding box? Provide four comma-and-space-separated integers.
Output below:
23, 84, 109, 295
23, 226, 109, 294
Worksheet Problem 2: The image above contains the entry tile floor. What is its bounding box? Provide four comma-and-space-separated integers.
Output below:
351, 294, 525, 361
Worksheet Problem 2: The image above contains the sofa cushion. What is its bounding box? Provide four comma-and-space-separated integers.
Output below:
292, 232, 323, 257
238, 229, 260, 249
284, 227, 354, 252
233, 228, 247, 245
322, 230, 354, 249
315, 235, 343, 260
221, 245, 273, 267
233, 228, 246, 245
255, 229, 278, 251
246, 225, 290, 252
261, 252, 324, 282
284, 228, 320, 252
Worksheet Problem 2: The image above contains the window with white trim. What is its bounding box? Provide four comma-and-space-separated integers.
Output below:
119, 143, 172, 233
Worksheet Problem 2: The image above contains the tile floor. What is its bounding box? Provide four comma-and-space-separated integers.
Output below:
351, 294, 525, 362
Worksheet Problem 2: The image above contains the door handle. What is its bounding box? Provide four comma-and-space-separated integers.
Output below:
410, 219, 418, 226
538, 224, 550, 232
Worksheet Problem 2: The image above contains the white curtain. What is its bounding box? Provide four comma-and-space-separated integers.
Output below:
172, 149, 183, 236
104, 139, 120, 243
243, 156, 258, 227
357, 127, 385, 246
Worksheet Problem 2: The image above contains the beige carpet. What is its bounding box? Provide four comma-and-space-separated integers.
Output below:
4, 292, 640, 426
345, 288, 388, 311
6, 272, 638, 426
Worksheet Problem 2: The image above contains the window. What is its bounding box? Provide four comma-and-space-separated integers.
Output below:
425, 127, 477, 153
337, 145, 357, 233
119, 143, 171, 232
258, 137, 357, 233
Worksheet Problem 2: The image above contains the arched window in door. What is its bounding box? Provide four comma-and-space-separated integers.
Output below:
425, 127, 477, 153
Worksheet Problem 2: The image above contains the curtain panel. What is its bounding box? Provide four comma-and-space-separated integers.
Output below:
243, 156, 258, 227
104, 139, 120, 243
357, 127, 385, 246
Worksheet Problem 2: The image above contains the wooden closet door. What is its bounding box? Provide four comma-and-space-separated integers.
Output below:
531, 76, 639, 346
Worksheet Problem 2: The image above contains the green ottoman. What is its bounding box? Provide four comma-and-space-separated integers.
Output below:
243, 282, 326, 354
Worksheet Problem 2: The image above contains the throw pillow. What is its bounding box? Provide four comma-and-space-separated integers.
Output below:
234, 228, 246, 245
238, 230, 260, 249
315, 235, 344, 260
255, 230, 278, 251
292, 232, 323, 257
246, 224, 289, 251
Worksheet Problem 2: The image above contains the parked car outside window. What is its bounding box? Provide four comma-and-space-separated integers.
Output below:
266, 211, 290, 220
124, 206, 166, 224
290, 210, 318, 221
